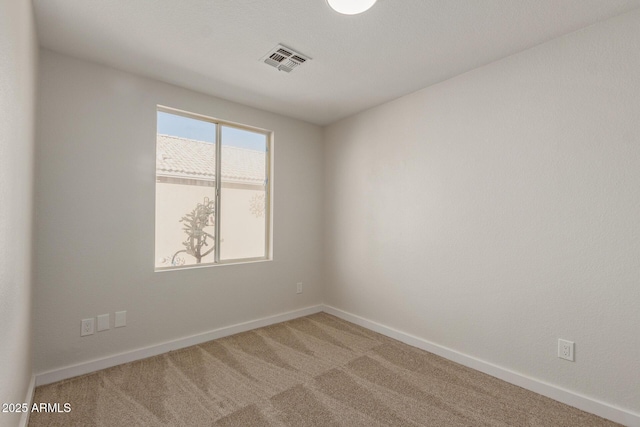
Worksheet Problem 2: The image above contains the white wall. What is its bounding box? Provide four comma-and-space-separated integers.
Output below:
324, 9, 640, 415
0, 0, 37, 425
33, 50, 324, 373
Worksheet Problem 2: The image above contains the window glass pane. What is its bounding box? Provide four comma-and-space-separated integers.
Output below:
155, 111, 217, 268
219, 126, 268, 261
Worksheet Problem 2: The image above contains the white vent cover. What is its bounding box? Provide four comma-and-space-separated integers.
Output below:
261, 44, 311, 73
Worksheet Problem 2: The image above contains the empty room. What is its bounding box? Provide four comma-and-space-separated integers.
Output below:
1, 0, 639, 426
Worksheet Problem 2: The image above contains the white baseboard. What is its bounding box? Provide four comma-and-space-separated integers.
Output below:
323, 305, 640, 427
35, 305, 323, 387
18, 374, 36, 427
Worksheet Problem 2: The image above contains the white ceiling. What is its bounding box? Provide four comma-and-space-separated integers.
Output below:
33, 0, 640, 125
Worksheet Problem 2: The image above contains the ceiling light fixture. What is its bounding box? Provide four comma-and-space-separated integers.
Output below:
327, 0, 377, 15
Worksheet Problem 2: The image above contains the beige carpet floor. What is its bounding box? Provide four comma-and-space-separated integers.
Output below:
30, 313, 620, 426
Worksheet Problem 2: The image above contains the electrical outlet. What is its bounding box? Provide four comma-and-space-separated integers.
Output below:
97, 314, 110, 332
81, 318, 94, 336
558, 339, 575, 361
296, 282, 303, 294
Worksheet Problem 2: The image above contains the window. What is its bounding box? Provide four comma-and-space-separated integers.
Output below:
155, 107, 271, 270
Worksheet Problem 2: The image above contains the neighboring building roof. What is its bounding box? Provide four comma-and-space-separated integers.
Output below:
156, 134, 266, 185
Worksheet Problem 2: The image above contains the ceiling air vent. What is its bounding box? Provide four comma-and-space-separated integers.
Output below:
261, 44, 311, 73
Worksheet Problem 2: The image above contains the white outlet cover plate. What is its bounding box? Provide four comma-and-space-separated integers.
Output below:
81, 318, 94, 336
115, 311, 126, 328
296, 282, 303, 294
558, 339, 575, 361
97, 314, 110, 331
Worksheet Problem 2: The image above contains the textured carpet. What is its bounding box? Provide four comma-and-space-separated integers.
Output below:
30, 313, 619, 426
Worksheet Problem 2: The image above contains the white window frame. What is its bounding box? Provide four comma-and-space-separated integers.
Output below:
155, 105, 272, 271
